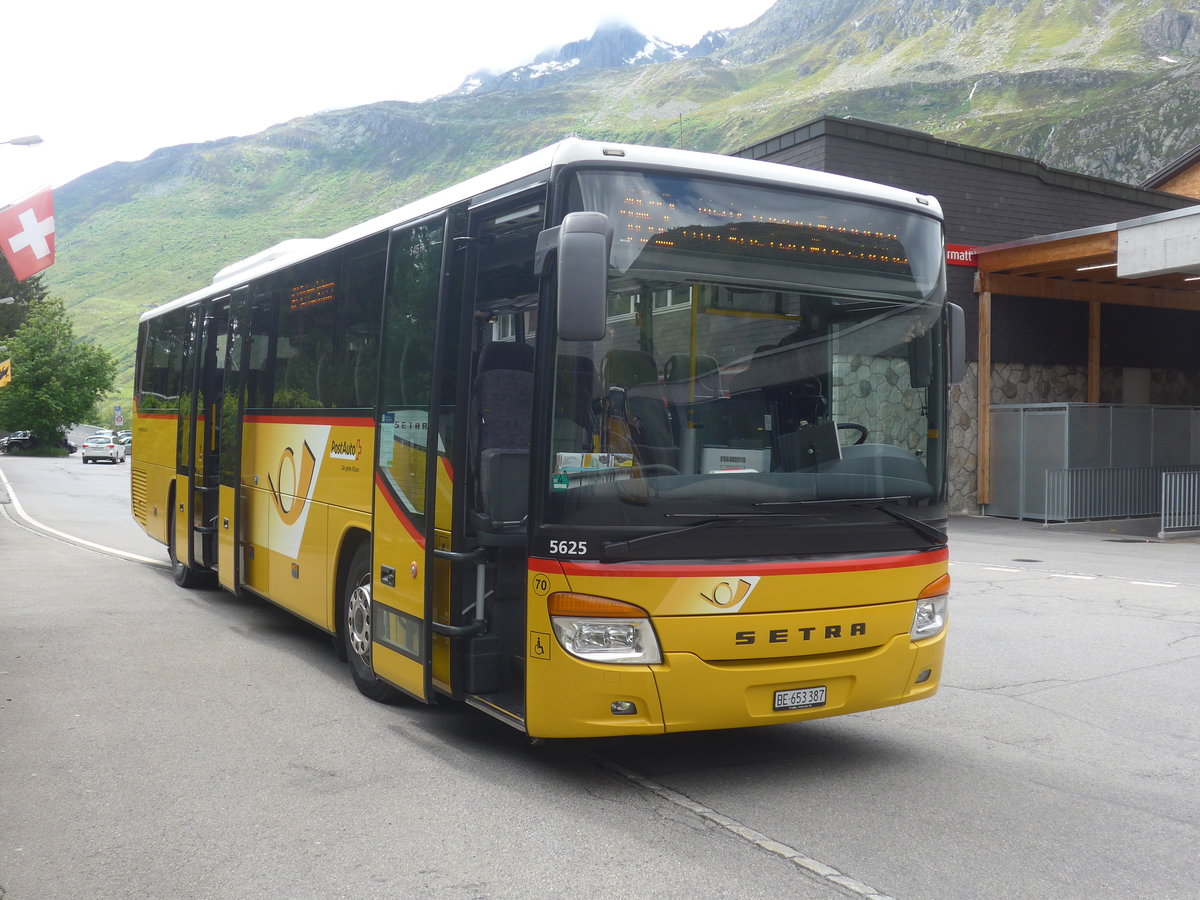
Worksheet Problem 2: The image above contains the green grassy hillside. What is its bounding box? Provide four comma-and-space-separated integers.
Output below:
45, 0, 1200, 398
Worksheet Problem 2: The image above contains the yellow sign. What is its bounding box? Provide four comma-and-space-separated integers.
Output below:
0, 358, 11, 388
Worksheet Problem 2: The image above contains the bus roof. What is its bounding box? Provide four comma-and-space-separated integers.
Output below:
141, 138, 943, 323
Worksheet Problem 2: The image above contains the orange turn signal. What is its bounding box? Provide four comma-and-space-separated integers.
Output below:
548, 592, 648, 618
918, 573, 951, 599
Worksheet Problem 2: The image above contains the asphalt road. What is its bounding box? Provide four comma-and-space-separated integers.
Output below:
2, 454, 1198, 899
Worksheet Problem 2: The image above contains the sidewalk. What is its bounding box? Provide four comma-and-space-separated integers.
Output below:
951, 511, 1200, 543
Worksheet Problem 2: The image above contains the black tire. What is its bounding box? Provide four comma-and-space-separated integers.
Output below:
168, 505, 206, 588
342, 542, 400, 702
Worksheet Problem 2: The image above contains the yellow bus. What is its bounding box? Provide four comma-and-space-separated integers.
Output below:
132, 140, 963, 738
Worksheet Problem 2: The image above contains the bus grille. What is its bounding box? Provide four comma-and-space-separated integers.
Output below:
131, 467, 148, 525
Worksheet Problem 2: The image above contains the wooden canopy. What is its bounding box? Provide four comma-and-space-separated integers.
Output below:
972, 207, 1200, 504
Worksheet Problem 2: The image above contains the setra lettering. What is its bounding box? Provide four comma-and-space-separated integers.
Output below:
733, 623, 868, 646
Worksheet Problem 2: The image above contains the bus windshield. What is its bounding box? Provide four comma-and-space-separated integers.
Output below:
545, 169, 947, 553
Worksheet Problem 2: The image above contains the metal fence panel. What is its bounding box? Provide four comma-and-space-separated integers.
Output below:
1160, 470, 1200, 537
1044, 465, 1200, 523
1111, 407, 1154, 467
1153, 408, 1194, 467
1067, 405, 1111, 468
991, 404, 1200, 521
1024, 410, 1066, 519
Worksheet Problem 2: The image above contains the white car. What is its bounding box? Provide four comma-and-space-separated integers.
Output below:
81, 434, 127, 464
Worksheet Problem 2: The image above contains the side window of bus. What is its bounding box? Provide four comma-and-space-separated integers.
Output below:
136, 308, 188, 411
274, 255, 342, 409
336, 233, 387, 409
378, 220, 445, 518
244, 288, 276, 410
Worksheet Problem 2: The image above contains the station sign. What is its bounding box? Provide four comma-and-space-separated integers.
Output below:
946, 244, 979, 267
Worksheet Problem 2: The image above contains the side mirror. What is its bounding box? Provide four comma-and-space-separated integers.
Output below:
948, 302, 966, 385
537, 212, 612, 342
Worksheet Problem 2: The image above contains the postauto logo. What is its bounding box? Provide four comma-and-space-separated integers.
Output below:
329, 437, 363, 461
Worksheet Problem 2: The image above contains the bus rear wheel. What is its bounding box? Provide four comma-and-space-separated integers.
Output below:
343, 543, 400, 702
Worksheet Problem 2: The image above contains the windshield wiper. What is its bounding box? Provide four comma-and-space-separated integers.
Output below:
755, 496, 947, 545
600, 512, 818, 556
870, 504, 947, 545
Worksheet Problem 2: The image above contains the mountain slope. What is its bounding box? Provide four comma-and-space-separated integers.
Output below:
45, 0, 1200, 395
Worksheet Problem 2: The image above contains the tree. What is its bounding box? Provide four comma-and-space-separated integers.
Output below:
0, 296, 116, 445
0, 255, 48, 337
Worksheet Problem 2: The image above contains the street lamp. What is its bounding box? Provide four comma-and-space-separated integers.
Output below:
1, 135, 43, 146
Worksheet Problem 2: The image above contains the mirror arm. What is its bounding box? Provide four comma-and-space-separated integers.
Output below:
533, 226, 560, 277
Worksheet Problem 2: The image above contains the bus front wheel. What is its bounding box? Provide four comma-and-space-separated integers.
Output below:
343, 543, 400, 702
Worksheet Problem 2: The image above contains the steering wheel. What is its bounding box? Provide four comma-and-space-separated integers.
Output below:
837, 422, 869, 445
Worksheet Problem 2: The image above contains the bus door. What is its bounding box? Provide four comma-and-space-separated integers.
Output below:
447, 191, 548, 726
177, 295, 229, 577
370, 217, 452, 702
216, 287, 249, 593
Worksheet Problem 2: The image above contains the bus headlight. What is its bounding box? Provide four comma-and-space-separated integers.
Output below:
549, 592, 662, 665
910, 574, 949, 641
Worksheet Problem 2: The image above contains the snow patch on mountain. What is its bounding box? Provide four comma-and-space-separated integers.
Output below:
450, 21, 719, 96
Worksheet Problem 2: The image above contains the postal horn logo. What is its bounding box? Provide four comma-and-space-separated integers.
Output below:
700, 576, 759, 612
268, 441, 317, 525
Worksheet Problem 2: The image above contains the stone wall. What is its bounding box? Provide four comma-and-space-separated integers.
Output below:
832, 353, 927, 454
948, 364, 980, 513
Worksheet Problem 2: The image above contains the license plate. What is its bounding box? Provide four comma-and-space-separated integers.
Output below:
773, 686, 827, 711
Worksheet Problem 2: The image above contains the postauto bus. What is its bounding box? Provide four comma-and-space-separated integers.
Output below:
132, 139, 964, 738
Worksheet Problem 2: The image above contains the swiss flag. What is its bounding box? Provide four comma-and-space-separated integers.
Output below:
0, 188, 56, 281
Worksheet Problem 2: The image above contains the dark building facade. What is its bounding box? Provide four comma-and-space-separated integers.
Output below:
735, 117, 1200, 511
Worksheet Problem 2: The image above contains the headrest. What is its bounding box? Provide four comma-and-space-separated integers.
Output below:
478, 341, 534, 374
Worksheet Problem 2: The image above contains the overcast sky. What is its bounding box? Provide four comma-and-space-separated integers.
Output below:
1, 0, 776, 205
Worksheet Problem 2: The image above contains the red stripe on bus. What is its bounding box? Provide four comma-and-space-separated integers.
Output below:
529, 548, 947, 578
374, 472, 425, 547
244, 414, 375, 427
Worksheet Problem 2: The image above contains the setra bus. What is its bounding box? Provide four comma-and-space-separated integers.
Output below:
132, 139, 964, 738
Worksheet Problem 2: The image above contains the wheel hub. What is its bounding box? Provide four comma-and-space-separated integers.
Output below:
347, 579, 372, 660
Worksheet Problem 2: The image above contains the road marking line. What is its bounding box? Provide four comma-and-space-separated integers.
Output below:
595, 756, 897, 899
0, 463, 169, 568
952, 559, 1199, 591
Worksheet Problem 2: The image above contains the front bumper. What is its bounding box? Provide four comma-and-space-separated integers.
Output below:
524, 625, 944, 739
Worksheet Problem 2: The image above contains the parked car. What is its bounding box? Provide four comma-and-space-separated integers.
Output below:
81, 434, 127, 464
0, 430, 36, 452
1, 431, 78, 453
